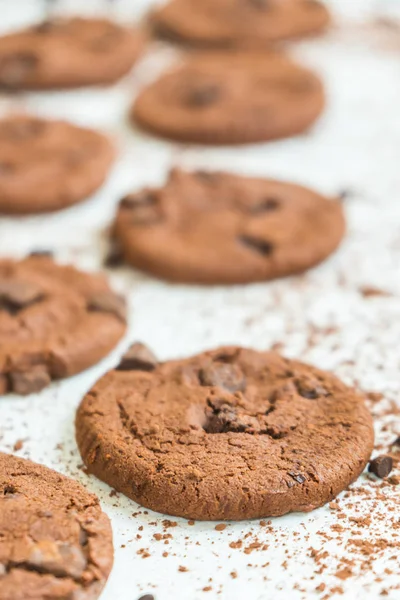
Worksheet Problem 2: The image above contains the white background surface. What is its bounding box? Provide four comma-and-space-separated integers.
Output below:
0, 1, 399, 599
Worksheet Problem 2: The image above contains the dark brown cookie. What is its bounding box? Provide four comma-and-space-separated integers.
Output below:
0, 255, 126, 396
151, 0, 330, 48
0, 115, 115, 214
112, 168, 345, 284
0, 17, 144, 90
76, 345, 374, 521
0, 452, 113, 600
131, 51, 324, 145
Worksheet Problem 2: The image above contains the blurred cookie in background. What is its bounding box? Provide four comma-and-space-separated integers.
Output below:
0, 114, 114, 214
151, 0, 330, 48
0, 17, 145, 90
110, 168, 345, 284
131, 51, 325, 145
0, 254, 126, 396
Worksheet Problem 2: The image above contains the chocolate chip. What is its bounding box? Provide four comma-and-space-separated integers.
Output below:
249, 198, 280, 214
204, 401, 239, 434
10, 365, 51, 396
200, 363, 246, 393
0, 279, 44, 313
120, 191, 157, 209
87, 292, 126, 323
186, 84, 220, 107
104, 243, 125, 268
289, 472, 307, 484
33, 20, 56, 34
195, 170, 220, 183
368, 455, 393, 479
0, 53, 38, 86
3, 484, 17, 496
27, 540, 87, 579
29, 250, 53, 258
295, 378, 328, 400
138, 595, 155, 600
239, 235, 274, 256
116, 342, 158, 372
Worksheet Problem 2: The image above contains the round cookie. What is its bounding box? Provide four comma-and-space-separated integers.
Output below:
0, 17, 144, 90
76, 344, 374, 521
0, 254, 126, 396
112, 168, 345, 284
0, 115, 115, 214
0, 452, 113, 600
151, 0, 330, 48
131, 51, 325, 145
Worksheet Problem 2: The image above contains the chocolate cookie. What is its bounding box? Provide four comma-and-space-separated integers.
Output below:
0, 452, 113, 600
0, 115, 115, 215
112, 168, 345, 284
0, 255, 126, 396
131, 51, 325, 144
76, 345, 374, 521
0, 17, 144, 90
151, 0, 330, 48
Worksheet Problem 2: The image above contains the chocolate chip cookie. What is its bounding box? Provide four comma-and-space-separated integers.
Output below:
0, 254, 126, 396
132, 51, 324, 144
112, 168, 345, 284
76, 344, 374, 521
0, 17, 144, 90
0, 452, 113, 600
0, 115, 115, 214
151, 0, 330, 48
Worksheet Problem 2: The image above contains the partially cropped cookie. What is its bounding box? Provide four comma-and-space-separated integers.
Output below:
152, 0, 330, 48
0, 115, 115, 215
0, 452, 113, 600
0, 17, 144, 90
0, 255, 126, 396
132, 51, 324, 144
76, 344, 374, 521
112, 168, 345, 284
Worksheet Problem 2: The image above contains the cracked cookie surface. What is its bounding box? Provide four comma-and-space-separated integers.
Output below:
0, 452, 113, 600
151, 0, 330, 48
132, 51, 325, 145
0, 115, 115, 215
112, 168, 345, 284
0, 255, 126, 396
0, 17, 144, 90
76, 345, 373, 521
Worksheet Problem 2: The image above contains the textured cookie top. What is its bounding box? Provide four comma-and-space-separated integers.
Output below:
113, 168, 345, 284
0, 17, 144, 90
132, 51, 325, 144
0, 452, 113, 600
76, 345, 374, 521
152, 0, 330, 47
0, 115, 114, 214
0, 255, 126, 395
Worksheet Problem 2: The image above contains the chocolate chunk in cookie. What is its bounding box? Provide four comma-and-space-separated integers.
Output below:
76, 346, 374, 521
0, 17, 144, 90
151, 0, 330, 48
0, 115, 115, 215
0, 255, 126, 395
112, 168, 345, 284
116, 343, 158, 372
132, 51, 324, 145
0, 452, 113, 599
